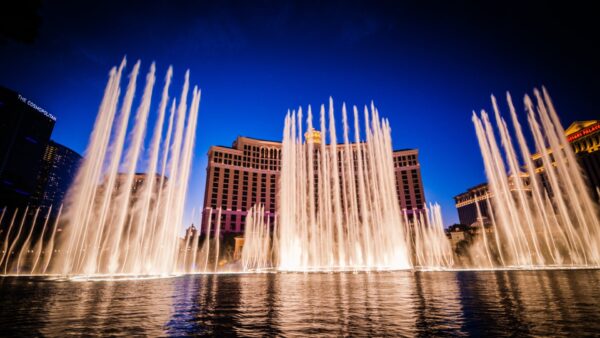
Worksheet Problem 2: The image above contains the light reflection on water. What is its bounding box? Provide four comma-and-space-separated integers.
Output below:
1, 270, 599, 336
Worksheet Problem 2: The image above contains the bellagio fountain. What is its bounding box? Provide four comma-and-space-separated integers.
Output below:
1, 59, 599, 278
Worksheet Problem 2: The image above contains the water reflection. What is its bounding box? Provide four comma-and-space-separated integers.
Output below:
414, 272, 464, 336
238, 273, 280, 336
275, 272, 420, 336
457, 270, 600, 336
1, 270, 600, 336
0, 276, 174, 336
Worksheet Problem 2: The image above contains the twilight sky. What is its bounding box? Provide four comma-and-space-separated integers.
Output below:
0, 1, 598, 226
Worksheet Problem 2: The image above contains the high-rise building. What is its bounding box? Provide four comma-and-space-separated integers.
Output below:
201, 135, 426, 234
453, 183, 493, 227
30, 140, 82, 212
201, 136, 280, 234
0, 87, 55, 209
454, 119, 600, 226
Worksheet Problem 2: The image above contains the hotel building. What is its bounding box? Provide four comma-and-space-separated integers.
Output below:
454, 120, 600, 226
453, 183, 493, 227
30, 140, 82, 214
0, 87, 56, 209
554, 120, 600, 193
201, 135, 426, 234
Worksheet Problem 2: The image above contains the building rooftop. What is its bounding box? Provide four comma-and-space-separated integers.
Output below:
234, 135, 282, 146
565, 120, 600, 136
453, 183, 488, 200
207, 135, 419, 154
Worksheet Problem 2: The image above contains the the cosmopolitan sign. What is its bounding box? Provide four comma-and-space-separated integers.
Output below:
17, 94, 56, 121
567, 122, 600, 142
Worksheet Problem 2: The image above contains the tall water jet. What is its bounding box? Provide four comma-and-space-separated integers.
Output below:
277, 99, 412, 271
410, 203, 454, 269
241, 204, 273, 271
29, 206, 53, 274
0, 208, 19, 270
3, 207, 28, 274
35, 59, 202, 277
15, 207, 42, 275
470, 88, 600, 268
189, 212, 202, 272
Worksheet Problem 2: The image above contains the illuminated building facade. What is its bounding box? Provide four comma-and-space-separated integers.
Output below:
30, 140, 82, 213
453, 174, 530, 227
561, 120, 600, 195
201, 135, 426, 234
453, 183, 492, 227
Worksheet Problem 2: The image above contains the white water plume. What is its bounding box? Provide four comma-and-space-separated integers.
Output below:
409, 203, 454, 269
470, 88, 600, 268
277, 99, 412, 271
241, 204, 273, 271
0, 59, 201, 277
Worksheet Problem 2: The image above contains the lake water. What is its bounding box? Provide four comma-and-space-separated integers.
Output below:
1, 270, 599, 336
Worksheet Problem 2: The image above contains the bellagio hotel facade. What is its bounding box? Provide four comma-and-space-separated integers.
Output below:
201, 135, 426, 234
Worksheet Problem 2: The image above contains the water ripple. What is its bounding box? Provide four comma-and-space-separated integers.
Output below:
1, 270, 600, 336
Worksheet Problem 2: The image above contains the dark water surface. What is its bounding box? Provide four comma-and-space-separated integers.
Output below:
1, 270, 600, 337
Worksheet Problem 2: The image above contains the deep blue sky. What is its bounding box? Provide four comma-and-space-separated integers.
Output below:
1, 1, 598, 226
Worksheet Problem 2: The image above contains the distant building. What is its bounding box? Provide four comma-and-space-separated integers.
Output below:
455, 119, 600, 224
184, 224, 199, 239
446, 223, 494, 253
30, 140, 82, 212
0, 87, 55, 209
454, 173, 533, 227
85, 172, 168, 212
201, 135, 426, 234
446, 223, 470, 251
453, 183, 492, 227
393, 148, 426, 217
113, 172, 166, 202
